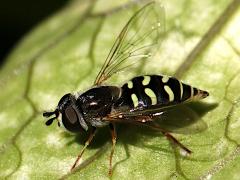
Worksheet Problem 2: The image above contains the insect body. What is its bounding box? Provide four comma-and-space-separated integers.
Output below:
43, 1, 209, 176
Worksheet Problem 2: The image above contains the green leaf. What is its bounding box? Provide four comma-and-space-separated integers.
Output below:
1, 0, 240, 179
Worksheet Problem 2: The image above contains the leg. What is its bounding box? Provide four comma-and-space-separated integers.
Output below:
163, 131, 191, 154
138, 123, 192, 154
147, 122, 192, 154
71, 127, 97, 171
109, 123, 117, 176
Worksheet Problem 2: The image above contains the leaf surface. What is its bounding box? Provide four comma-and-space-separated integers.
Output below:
0, 0, 240, 179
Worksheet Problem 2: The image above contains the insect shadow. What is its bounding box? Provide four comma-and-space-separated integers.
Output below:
115, 101, 218, 148
63, 101, 217, 168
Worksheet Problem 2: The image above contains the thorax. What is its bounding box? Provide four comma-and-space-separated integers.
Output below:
76, 86, 121, 127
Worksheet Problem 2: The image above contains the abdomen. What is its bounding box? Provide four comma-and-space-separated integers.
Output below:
114, 75, 209, 109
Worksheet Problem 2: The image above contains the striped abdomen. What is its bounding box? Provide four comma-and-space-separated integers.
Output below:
114, 75, 209, 108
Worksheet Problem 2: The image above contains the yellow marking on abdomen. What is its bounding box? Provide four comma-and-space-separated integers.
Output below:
190, 87, 194, 99
142, 76, 151, 86
179, 81, 183, 100
131, 94, 139, 107
164, 85, 174, 102
144, 88, 157, 105
162, 76, 169, 83
127, 81, 133, 89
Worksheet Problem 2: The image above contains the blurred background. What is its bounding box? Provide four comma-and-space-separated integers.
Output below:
0, 0, 68, 67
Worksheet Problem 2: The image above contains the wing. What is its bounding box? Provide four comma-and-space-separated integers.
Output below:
103, 104, 207, 134
103, 104, 174, 123
94, 1, 165, 86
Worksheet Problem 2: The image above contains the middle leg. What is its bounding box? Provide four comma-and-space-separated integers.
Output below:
109, 123, 117, 176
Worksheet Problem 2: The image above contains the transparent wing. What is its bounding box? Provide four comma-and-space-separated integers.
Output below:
94, 1, 165, 85
152, 105, 207, 134
103, 104, 207, 134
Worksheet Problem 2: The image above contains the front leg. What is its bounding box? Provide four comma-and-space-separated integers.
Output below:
109, 123, 117, 176
71, 127, 97, 171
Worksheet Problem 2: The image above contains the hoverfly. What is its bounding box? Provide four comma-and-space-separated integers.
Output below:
43, 1, 209, 176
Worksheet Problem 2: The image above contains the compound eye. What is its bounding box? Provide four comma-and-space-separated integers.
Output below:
65, 106, 78, 124
61, 106, 83, 132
